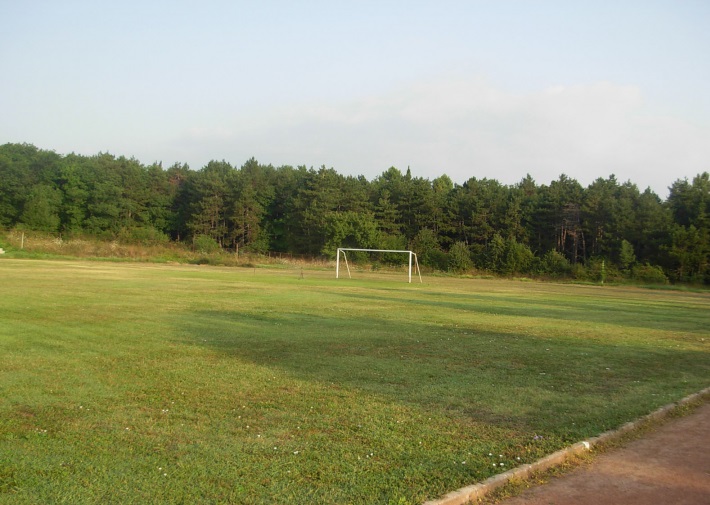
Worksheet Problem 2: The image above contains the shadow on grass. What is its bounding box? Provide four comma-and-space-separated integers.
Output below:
336, 290, 710, 334
177, 308, 710, 440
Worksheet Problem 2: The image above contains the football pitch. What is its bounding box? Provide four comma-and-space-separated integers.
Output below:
1, 260, 708, 504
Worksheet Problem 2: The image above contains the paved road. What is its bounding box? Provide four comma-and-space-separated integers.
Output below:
494, 401, 710, 505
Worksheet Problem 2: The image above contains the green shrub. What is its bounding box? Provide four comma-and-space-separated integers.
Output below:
193, 235, 221, 254
540, 250, 571, 278
632, 264, 669, 284
425, 249, 450, 271
503, 239, 535, 275
571, 263, 589, 281
118, 226, 170, 246
585, 258, 623, 283
448, 241, 473, 273
411, 228, 445, 269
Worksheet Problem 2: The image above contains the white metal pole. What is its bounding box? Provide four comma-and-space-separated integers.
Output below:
336, 248, 340, 279
408, 252, 412, 283
343, 251, 352, 278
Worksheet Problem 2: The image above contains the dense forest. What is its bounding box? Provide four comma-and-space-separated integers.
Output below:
0, 143, 708, 284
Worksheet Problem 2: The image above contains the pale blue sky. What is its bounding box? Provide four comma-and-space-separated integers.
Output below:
2, 1, 709, 196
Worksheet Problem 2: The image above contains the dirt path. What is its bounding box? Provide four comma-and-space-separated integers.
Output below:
493, 401, 710, 505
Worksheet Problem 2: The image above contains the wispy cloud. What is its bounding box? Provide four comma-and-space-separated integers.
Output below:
166, 77, 709, 196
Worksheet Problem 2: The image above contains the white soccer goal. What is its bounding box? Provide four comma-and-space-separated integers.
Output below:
336, 248, 422, 283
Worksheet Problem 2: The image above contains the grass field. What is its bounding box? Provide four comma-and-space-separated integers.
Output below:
1, 259, 708, 504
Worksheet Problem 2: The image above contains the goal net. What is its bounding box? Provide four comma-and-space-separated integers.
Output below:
336, 248, 422, 283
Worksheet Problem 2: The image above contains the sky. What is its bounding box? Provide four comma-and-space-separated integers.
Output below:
2, 1, 709, 198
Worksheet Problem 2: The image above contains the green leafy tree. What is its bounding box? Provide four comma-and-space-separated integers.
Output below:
485, 232, 506, 272
322, 211, 379, 257
81, 154, 124, 236
378, 232, 408, 265
165, 162, 192, 241
667, 173, 709, 229
0, 143, 60, 227
448, 241, 473, 273
231, 182, 265, 251
375, 189, 401, 236
57, 157, 89, 233
430, 175, 455, 242
516, 174, 539, 247
631, 264, 668, 284
540, 250, 572, 278
618, 239, 636, 273
633, 188, 671, 265
115, 156, 150, 229
582, 176, 617, 258
502, 237, 535, 275
400, 176, 436, 240
450, 178, 508, 247
266, 165, 301, 252
20, 184, 62, 232
535, 175, 584, 262
193, 234, 221, 254
667, 224, 709, 283
411, 227, 443, 268
228, 159, 275, 253
143, 162, 177, 235
289, 167, 346, 255
187, 161, 234, 245
666, 173, 710, 283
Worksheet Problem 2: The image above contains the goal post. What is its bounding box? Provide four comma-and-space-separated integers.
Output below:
335, 248, 422, 283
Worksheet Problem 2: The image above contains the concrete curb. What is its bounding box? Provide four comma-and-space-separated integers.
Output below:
423, 387, 710, 505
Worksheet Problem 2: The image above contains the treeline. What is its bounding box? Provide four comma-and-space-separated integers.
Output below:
1, 143, 708, 283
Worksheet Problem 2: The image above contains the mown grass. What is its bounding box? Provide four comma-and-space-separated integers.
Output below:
0, 260, 708, 504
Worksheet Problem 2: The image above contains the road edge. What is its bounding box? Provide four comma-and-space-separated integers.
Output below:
423, 386, 710, 505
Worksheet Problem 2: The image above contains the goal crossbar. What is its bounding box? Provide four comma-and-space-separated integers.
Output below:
336, 248, 422, 283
